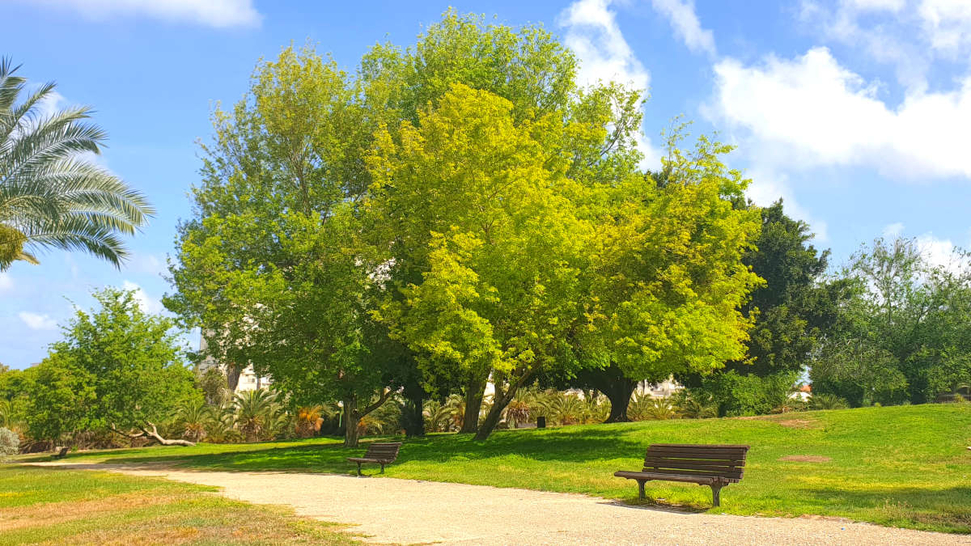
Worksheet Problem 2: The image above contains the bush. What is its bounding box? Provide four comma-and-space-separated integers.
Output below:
0, 427, 19, 460
628, 396, 677, 421
810, 393, 849, 410
698, 371, 799, 417
673, 390, 718, 419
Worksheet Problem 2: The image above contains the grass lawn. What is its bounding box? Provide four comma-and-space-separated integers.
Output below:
0, 465, 359, 545
19, 404, 971, 534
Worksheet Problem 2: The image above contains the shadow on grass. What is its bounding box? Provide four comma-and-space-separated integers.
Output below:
88, 428, 653, 474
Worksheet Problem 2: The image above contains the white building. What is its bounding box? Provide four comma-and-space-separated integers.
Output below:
198, 333, 272, 394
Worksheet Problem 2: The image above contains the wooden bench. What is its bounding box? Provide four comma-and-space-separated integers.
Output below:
614, 444, 749, 507
347, 442, 401, 476
52, 446, 69, 459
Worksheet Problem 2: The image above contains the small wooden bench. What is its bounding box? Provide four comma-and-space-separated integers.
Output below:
347, 442, 401, 476
614, 443, 749, 507
52, 446, 69, 459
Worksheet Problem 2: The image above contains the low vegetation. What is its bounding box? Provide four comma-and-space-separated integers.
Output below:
22, 404, 971, 534
0, 465, 358, 545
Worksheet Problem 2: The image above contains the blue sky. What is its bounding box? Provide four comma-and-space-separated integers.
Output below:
2, 0, 970, 369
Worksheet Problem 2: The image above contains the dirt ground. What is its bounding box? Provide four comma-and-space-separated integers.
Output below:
36, 463, 970, 546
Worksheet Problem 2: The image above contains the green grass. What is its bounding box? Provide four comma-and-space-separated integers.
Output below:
0, 465, 359, 545
19, 404, 971, 534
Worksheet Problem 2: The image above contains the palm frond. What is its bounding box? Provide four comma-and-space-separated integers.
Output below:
0, 61, 154, 270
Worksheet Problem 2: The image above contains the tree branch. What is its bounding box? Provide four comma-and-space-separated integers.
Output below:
360, 387, 394, 418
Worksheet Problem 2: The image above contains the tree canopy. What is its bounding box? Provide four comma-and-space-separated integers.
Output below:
167, 10, 766, 442
25, 288, 197, 446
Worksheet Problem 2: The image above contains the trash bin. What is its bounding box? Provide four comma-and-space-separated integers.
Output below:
537, 416, 546, 429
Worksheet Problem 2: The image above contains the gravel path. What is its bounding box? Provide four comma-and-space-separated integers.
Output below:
40, 463, 971, 545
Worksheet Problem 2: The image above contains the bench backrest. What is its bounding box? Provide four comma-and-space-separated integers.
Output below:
364, 442, 402, 462
642, 444, 749, 482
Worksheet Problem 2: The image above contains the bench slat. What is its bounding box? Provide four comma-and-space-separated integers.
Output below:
640, 468, 743, 480
642, 458, 743, 470
642, 465, 743, 476
647, 447, 746, 459
614, 471, 730, 485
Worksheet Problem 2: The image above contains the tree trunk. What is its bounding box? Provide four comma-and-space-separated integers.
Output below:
342, 396, 360, 448
459, 377, 485, 434
226, 364, 242, 393
403, 386, 425, 437
573, 362, 637, 423
342, 389, 393, 447
603, 380, 637, 423
141, 423, 196, 447
475, 400, 505, 441
474, 371, 533, 441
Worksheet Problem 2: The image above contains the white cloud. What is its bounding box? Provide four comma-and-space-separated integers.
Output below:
650, 0, 716, 56
560, 0, 662, 168
882, 222, 905, 239
845, 0, 905, 12
0, 273, 13, 294
708, 47, 971, 180
800, 0, 971, 88
27, 0, 261, 28
122, 280, 164, 314
19, 312, 58, 331
919, 0, 971, 54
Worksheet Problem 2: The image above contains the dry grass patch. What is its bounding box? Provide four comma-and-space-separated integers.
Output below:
0, 466, 358, 545
776, 419, 817, 429
0, 491, 171, 531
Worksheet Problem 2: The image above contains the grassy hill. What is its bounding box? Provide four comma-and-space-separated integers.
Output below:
22, 403, 971, 533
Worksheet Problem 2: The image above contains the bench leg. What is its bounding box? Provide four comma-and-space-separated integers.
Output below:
380, 463, 385, 474
637, 480, 646, 500
710, 483, 724, 507
356, 462, 363, 477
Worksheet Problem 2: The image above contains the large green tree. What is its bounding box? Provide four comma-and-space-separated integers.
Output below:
569, 135, 763, 423
26, 288, 198, 447
0, 59, 153, 270
166, 45, 399, 447
368, 84, 595, 441
728, 200, 850, 377
169, 11, 764, 443
361, 11, 643, 433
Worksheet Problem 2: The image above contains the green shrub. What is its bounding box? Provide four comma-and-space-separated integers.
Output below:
673, 390, 718, 419
698, 371, 799, 417
810, 393, 849, 410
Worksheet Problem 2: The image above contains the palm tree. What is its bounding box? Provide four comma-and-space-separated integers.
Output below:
233, 389, 285, 442
173, 398, 212, 442
0, 59, 154, 270
422, 400, 453, 433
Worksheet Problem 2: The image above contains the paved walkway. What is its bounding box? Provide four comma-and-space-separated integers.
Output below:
41, 463, 971, 545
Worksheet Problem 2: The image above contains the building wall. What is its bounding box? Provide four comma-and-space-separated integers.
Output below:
198, 333, 272, 394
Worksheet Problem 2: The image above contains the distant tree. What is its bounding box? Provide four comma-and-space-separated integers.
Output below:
28, 288, 199, 447
197, 366, 230, 406
812, 237, 971, 405
0, 59, 153, 270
